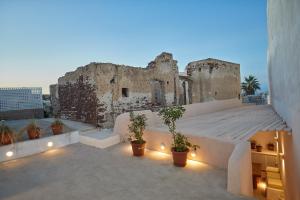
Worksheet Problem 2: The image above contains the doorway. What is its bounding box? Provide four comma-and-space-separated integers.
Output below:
150, 80, 165, 106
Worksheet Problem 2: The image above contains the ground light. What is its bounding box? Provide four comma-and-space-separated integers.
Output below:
47, 141, 53, 147
191, 150, 196, 157
160, 143, 165, 150
6, 151, 14, 157
257, 181, 267, 196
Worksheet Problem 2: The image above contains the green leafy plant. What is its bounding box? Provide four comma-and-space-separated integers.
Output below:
26, 121, 41, 132
241, 75, 261, 95
128, 112, 147, 144
51, 119, 64, 127
0, 120, 14, 144
159, 106, 199, 152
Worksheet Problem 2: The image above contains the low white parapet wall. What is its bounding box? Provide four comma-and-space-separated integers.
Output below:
113, 99, 242, 169
0, 131, 79, 162
143, 129, 235, 169
114, 99, 242, 140
113, 98, 250, 196
227, 141, 253, 197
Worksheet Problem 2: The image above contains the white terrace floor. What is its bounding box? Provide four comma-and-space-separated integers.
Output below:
150, 104, 287, 144
0, 143, 254, 200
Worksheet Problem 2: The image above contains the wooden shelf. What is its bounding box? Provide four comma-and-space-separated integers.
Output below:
251, 149, 277, 156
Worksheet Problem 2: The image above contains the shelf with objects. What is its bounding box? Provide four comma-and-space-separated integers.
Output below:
249, 131, 286, 200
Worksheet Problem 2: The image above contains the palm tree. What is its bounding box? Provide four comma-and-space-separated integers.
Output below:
241, 75, 261, 95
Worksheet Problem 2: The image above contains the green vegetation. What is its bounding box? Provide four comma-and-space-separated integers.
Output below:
241, 75, 261, 95
128, 112, 147, 144
0, 120, 14, 144
51, 119, 64, 127
159, 106, 199, 152
26, 120, 41, 132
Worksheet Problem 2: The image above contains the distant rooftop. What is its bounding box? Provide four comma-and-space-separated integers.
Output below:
187, 58, 240, 67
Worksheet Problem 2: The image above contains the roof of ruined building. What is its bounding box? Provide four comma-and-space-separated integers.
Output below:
61, 52, 177, 78
186, 58, 240, 68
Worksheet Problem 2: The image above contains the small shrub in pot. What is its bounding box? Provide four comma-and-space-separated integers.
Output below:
128, 112, 147, 156
250, 140, 256, 149
51, 119, 64, 135
26, 121, 41, 140
0, 120, 14, 145
159, 106, 199, 167
256, 144, 263, 152
267, 143, 275, 151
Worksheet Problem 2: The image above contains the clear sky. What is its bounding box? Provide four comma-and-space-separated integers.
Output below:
0, 0, 267, 94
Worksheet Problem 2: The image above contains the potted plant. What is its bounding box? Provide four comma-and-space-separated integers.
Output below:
267, 142, 275, 151
128, 112, 147, 156
51, 119, 64, 135
256, 144, 263, 152
159, 106, 199, 167
0, 120, 14, 145
250, 140, 256, 149
26, 121, 41, 139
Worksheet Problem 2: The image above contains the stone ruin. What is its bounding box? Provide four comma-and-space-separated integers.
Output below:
50, 52, 241, 128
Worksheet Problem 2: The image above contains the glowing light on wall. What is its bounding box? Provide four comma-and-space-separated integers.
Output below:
160, 143, 165, 150
6, 151, 13, 157
191, 150, 196, 157
257, 181, 267, 190
47, 141, 53, 147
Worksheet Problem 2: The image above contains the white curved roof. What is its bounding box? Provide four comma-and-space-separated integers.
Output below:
149, 104, 290, 144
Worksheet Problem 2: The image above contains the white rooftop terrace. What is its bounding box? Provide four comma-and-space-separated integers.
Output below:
150, 104, 289, 144
0, 143, 253, 200
114, 99, 290, 196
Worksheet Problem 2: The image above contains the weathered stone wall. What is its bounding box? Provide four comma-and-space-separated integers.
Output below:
178, 75, 192, 105
58, 75, 106, 127
49, 84, 59, 116
57, 52, 180, 128
186, 58, 240, 102
52, 53, 240, 128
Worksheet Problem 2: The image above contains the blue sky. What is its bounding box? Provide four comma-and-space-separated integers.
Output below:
0, 0, 267, 94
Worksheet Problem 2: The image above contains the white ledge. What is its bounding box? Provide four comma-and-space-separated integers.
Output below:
0, 131, 79, 162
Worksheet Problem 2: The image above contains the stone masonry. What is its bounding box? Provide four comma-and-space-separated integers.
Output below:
50, 53, 241, 128
186, 58, 240, 102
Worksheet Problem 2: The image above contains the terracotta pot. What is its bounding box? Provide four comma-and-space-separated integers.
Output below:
267, 143, 275, 151
131, 141, 146, 156
256, 145, 262, 152
1, 133, 13, 145
250, 140, 256, 149
27, 129, 40, 140
51, 124, 63, 135
171, 148, 189, 167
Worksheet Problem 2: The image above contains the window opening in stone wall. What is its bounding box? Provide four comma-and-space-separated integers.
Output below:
122, 88, 129, 97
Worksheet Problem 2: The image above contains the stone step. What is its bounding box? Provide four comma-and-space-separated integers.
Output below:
79, 129, 120, 149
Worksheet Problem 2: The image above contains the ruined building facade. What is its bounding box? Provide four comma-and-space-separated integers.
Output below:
50, 53, 240, 128
186, 58, 240, 103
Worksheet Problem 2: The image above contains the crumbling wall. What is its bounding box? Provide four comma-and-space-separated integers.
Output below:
58, 75, 106, 127
186, 58, 240, 102
56, 52, 180, 128
178, 75, 192, 105
49, 84, 59, 116
52, 54, 240, 128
